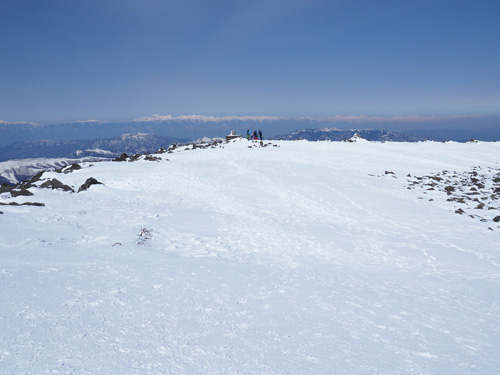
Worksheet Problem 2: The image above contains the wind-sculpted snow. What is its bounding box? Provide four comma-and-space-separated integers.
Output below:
1, 139, 500, 374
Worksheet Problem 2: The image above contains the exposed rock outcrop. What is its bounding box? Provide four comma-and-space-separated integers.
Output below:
10, 188, 34, 197
40, 178, 75, 192
56, 163, 82, 174
113, 153, 129, 162
0, 202, 45, 207
78, 178, 103, 193
405, 166, 500, 227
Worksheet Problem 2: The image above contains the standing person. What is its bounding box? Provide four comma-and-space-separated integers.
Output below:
246, 130, 250, 140
253, 130, 258, 140
258, 129, 263, 140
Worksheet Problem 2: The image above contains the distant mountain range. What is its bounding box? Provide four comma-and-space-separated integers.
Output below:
0, 128, 424, 164
273, 128, 424, 142
0, 133, 187, 162
1, 115, 499, 147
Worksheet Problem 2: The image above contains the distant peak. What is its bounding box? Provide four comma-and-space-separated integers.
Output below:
132, 114, 289, 123
72, 119, 109, 124
0, 120, 39, 126
119, 132, 152, 139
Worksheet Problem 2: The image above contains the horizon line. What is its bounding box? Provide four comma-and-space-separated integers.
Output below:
1, 113, 496, 126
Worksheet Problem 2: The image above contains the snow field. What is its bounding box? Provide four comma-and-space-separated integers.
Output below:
1, 139, 500, 374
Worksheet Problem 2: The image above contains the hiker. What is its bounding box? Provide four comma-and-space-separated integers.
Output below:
253, 130, 258, 140
246, 130, 250, 140
258, 129, 263, 140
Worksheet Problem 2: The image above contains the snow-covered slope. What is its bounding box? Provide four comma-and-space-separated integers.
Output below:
0, 157, 104, 185
1, 139, 500, 374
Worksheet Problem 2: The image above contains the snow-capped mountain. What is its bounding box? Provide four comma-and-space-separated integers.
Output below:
0, 157, 102, 185
0, 133, 186, 162
1, 138, 500, 374
2, 115, 500, 146
274, 128, 424, 142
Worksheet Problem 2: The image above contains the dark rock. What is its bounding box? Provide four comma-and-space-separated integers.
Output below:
144, 155, 161, 162
455, 208, 465, 214
447, 197, 466, 204
0, 202, 44, 207
127, 154, 141, 162
445, 186, 455, 194
27, 171, 45, 185
40, 179, 75, 192
22, 202, 45, 206
493, 216, 500, 223
61, 163, 82, 174
11, 188, 34, 197
0, 183, 13, 194
78, 177, 103, 193
113, 153, 128, 161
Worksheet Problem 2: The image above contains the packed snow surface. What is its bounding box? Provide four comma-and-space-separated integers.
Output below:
1, 139, 500, 374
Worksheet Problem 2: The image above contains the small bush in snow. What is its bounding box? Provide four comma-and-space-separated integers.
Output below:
137, 227, 153, 246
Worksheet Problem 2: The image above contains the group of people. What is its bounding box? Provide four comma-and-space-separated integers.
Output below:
246, 129, 263, 141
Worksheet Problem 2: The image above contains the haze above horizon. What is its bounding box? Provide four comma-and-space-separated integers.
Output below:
1, 0, 499, 124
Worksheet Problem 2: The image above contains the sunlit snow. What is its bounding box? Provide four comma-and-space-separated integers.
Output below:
1, 139, 499, 374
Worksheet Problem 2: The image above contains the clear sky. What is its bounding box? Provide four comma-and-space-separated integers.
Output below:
1, 0, 499, 123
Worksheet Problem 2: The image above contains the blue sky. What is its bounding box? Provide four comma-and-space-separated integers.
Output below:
1, 0, 499, 123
